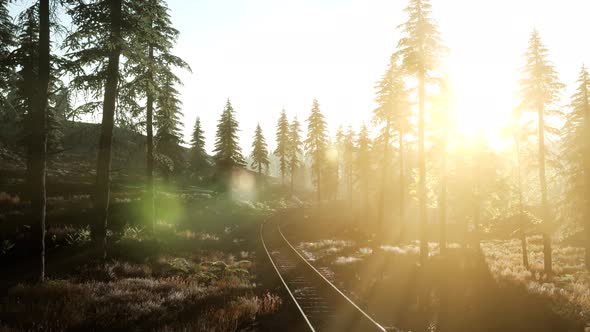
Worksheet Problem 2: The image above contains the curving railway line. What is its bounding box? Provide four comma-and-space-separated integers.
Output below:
261, 213, 389, 332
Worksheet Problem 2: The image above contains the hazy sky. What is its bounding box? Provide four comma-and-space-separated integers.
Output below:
9, 0, 590, 154
168, 0, 590, 154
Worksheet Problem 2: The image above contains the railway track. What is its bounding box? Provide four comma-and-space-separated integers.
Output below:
261, 213, 387, 332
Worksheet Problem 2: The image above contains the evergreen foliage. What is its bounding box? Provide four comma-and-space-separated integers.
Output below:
0, 0, 16, 107
214, 99, 245, 171
562, 65, 590, 268
190, 117, 208, 173
519, 29, 564, 274
288, 116, 303, 193
274, 109, 290, 184
250, 123, 270, 175
396, 0, 444, 262
305, 99, 328, 202
356, 123, 371, 213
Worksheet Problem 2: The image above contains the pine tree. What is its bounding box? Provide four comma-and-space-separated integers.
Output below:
305, 99, 328, 203
214, 99, 245, 172
125, 0, 189, 229
13, 5, 65, 156
373, 56, 409, 237
18, 0, 52, 282
512, 106, 530, 268
343, 126, 355, 205
65, 0, 127, 259
0, 0, 16, 107
356, 124, 371, 217
562, 65, 590, 269
275, 109, 290, 184
190, 117, 208, 174
53, 82, 72, 121
335, 125, 345, 199
287, 116, 303, 195
519, 30, 564, 274
154, 73, 185, 179
396, 0, 444, 263
250, 124, 270, 175
432, 76, 452, 253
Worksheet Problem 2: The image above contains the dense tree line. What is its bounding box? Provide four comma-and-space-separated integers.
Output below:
3, 0, 590, 284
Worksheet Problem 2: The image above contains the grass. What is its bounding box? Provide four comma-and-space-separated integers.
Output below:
0, 193, 287, 331
2, 228, 280, 331
298, 234, 590, 328
481, 236, 590, 325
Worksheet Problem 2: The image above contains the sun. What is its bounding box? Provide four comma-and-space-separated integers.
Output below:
445, 54, 517, 152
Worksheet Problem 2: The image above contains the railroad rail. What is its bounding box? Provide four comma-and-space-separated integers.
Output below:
261, 214, 387, 332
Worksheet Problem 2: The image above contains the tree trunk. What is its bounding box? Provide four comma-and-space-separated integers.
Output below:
290, 163, 295, 196
398, 127, 405, 242
514, 128, 529, 268
584, 89, 590, 270
347, 162, 353, 207
377, 119, 391, 233
418, 69, 428, 265
30, 0, 50, 282
94, 0, 122, 262
317, 159, 322, 206
537, 104, 552, 275
472, 145, 481, 252
146, 44, 155, 233
439, 129, 447, 255
363, 173, 369, 221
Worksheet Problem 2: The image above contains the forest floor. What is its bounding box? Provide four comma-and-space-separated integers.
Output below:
0, 190, 301, 332
282, 206, 589, 332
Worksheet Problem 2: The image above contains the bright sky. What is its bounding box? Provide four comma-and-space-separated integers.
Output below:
9, 0, 590, 154
169, 0, 590, 154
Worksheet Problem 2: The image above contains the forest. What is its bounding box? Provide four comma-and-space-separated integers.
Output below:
1, 0, 590, 331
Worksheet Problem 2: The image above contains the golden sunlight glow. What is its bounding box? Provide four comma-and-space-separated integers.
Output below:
326, 148, 339, 162
446, 51, 517, 152
230, 169, 257, 199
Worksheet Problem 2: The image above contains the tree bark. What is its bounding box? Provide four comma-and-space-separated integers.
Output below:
377, 119, 391, 234
94, 0, 122, 262
472, 144, 481, 252
398, 127, 405, 242
30, 0, 51, 282
537, 104, 552, 275
439, 128, 447, 254
418, 69, 428, 265
583, 80, 590, 270
347, 159, 353, 207
317, 157, 322, 206
290, 163, 295, 196
146, 44, 155, 233
514, 127, 529, 268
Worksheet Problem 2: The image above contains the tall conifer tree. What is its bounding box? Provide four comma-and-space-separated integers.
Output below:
190, 117, 208, 174
519, 30, 564, 274
214, 99, 245, 172
0, 0, 16, 106
356, 124, 371, 217
288, 116, 303, 194
305, 99, 328, 203
396, 0, 444, 263
373, 56, 409, 236
126, 0, 190, 229
250, 124, 270, 175
275, 109, 290, 184
563, 65, 590, 269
